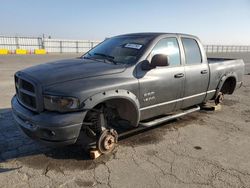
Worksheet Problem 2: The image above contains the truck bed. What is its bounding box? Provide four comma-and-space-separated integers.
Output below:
206, 58, 245, 94
208, 57, 235, 64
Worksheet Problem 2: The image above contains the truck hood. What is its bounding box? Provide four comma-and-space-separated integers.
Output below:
20, 58, 126, 86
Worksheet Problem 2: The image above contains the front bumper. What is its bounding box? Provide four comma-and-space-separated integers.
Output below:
11, 96, 85, 146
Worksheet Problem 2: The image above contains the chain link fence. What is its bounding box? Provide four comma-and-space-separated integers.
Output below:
1, 36, 250, 53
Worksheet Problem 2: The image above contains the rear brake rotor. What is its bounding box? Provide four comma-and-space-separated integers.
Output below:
215, 92, 224, 105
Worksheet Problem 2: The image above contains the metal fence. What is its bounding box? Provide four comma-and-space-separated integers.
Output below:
0, 36, 100, 53
1, 36, 250, 53
0, 36, 43, 51
43, 39, 100, 53
204, 45, 250, 53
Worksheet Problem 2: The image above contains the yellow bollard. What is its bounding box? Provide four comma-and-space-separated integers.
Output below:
0, 49, 9, 55
16, 49, 27, 55
34, 49, 47, 55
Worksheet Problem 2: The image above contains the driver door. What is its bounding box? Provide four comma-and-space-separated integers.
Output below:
137, 37, 185, 120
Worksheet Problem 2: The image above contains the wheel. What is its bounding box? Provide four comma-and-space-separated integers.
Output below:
215, 92, 224, 105
97, 129, 118, 154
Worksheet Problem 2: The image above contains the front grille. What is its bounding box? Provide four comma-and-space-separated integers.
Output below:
15, 75, 37, 111
22, 79, 35, 93
19, 92, 36, 108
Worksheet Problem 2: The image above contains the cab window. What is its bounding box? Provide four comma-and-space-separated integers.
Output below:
181, 38, 202, 64
150, 38, 181, 66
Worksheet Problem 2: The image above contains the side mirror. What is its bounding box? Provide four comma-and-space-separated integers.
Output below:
141, 60, 151, 70
151, 54, 169, 68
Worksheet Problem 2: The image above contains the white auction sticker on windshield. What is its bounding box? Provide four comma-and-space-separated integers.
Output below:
124, 43, 143, 49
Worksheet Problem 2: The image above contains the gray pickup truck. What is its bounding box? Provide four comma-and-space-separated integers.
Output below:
12, 33, 245, 154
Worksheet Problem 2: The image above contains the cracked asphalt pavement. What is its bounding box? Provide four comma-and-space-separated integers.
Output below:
0, 53, 250, 188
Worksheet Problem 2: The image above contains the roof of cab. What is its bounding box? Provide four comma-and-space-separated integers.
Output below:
115, 32, 196, 38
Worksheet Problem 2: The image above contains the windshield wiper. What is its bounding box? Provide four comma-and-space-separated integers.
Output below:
94, 53, 117, 64
82, 52, 92, 59
83, 54, 105, 63
94, 52, 114, 59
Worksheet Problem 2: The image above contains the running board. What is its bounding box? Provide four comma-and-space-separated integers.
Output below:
118, 105, 200, 138
140, 105, 200, 127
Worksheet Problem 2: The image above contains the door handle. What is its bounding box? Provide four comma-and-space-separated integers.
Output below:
201, 70, 208, 74
174, 73, 184, 78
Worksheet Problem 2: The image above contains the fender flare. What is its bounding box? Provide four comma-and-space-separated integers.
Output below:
81, 89, 141, 127
215, 72, 237, 97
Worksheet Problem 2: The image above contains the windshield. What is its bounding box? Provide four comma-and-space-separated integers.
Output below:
82, 35, 153, 64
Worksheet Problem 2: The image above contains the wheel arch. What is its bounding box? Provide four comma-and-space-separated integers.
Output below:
81, 89, 140, 127
216, 72, 237, 97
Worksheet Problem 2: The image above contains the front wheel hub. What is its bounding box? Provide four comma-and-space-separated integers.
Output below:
104, 135, 115, 150
97, 129, 118, 154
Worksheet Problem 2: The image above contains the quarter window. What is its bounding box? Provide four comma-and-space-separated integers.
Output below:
151, 38, 181, 66
181, 38, 202, 64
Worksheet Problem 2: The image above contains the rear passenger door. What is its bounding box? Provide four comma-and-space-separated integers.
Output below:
180, 37, 209, 108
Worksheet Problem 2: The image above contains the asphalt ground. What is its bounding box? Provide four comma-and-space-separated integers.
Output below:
0, 53, 250, 188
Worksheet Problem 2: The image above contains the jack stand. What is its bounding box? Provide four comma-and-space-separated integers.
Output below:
201, 103, 222, 111
89, 148, 102, 159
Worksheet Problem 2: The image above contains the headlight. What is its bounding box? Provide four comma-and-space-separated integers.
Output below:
44, 95, 80, 112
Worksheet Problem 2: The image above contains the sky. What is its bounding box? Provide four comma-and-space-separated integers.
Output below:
0, 0, 250, 45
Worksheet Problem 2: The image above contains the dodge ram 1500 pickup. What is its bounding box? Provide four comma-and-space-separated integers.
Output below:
12, 33, 245, 155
